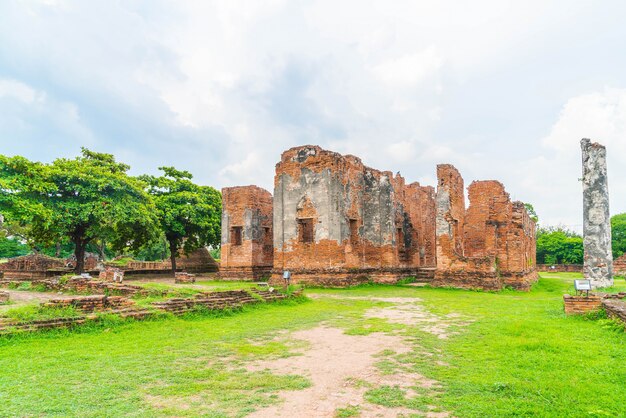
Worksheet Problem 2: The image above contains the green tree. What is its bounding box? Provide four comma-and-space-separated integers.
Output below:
140, 167, 221, 274
536, 226, 584, 265
0, 237, 30, 258
611, 213, 626, 259
524, 203, 539, 223
0, 149, 159, 273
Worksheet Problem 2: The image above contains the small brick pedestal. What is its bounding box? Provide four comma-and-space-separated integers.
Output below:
99, 267, 124, 283
0, 291, 9, 304
563, 294, 602, 315
175, 272, 196, 284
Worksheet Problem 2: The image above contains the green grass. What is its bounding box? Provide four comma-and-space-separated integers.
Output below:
2, 304, 81, 321
0, 274, 625, 417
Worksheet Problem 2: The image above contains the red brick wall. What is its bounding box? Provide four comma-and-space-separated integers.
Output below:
220, 185, 273, 279
434, 166, 537, 290
272, 145, 436, 284
614, 253, 626, 276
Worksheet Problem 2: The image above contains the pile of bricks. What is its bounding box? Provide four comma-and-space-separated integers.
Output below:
174, 272, 196, 284
564, 292, 626, 316
99, 267, 124, 283
152, 289, 288, 315
0, 291, 9, 304
0, 288, 294, 335
43, 295, 135, 313
32, 277, 150, 296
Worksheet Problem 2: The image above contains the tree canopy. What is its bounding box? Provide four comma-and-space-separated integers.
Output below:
536, 227, 583, 265
0, 148, 159, 273
611, 213, 626, 259
140, 166, 221, 273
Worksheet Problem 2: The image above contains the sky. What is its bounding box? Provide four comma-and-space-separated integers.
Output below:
1, 0, 625, 231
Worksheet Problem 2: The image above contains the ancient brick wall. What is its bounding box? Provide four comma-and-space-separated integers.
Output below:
536, 264, 583, 273
220, 185, 273, 280
271, 145, 436, 285
614, 253, 626, 276
433, 166, 537, 290
0, 253, 66, 272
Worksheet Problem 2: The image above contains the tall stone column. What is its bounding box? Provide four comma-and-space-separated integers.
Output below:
581, 138, 613, 288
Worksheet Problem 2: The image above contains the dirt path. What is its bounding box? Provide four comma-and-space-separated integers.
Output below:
247, 296, 458, 418
0, 290, 73, 312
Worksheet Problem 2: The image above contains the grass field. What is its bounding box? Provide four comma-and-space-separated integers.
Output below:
0, 273, 625, 417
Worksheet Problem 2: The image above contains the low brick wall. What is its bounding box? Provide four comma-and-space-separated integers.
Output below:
563, 295, 603, 315
602, 299, 626, 325
44, 295, 135, 313
270, 267, 435, 288
0, 289, 297, 335
537, 264, 583, 273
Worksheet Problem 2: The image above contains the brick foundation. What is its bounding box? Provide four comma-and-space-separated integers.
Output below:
537, 264, 583, 273
563, 295, 603, 315
614, 253, 626, 276
44, 295, 135, 312
269, 267, 434, 287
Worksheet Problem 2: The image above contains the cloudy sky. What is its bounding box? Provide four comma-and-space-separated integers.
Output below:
1, 0, 625, 231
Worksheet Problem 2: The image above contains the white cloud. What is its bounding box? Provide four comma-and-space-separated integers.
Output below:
1, 0, 626, 231
372, 47, 443, 87
0, 79, 38, 103
522, 88, 626, 231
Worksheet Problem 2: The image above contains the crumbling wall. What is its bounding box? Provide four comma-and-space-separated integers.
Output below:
272, 145, 436, 286
614, 253, 626, 276
433, 166, 537, 290
220, 185, 273, 280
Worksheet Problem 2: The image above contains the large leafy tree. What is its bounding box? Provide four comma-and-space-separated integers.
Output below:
0, 149, 159, 273
611, 213, 626, 259
140, 167, 221, 274
536, 226, 584, 265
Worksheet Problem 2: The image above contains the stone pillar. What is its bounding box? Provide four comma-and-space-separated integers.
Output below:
581, 138, 613, 288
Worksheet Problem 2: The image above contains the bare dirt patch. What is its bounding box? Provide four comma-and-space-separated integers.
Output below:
247, 295, 455, 417
0, 290, 74, 312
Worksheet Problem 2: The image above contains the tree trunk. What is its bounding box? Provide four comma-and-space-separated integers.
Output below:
169, 240, 178, 275
74, 239, 86, 275
98, 240, 106, 261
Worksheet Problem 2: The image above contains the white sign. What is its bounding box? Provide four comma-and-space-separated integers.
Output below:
574, 280, 592, 291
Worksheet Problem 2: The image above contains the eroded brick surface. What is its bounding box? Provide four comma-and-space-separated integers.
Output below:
614, 253, 626, 276
220, 185, 274, 280
271, 145, 436, 285
223, 146, 535, 290
433, 166, 537, 290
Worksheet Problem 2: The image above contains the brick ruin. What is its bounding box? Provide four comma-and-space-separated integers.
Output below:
220, 185, 274, 280
613, 253, 626, 277
271, 146, 436, 286
433, 165, 537, 290
221, 145, 537, 290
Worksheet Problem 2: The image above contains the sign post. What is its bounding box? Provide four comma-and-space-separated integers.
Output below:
574, 279, 592, 297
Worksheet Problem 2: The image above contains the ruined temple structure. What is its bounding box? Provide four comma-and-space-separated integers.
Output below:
0, 253, 67, 279
220, 185, 274, 280
581, 138, 613, 288
432, 165, 537, 290
220, 145, 537, 290
614, 253, 626, 277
